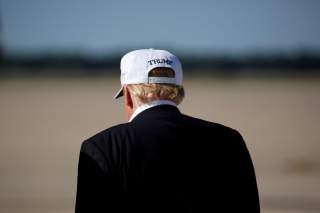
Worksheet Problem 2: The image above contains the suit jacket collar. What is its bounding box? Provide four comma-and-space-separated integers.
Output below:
129, 100, 177, 122
130, 104, 181, 124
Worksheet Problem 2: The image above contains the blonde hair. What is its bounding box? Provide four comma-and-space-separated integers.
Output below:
127, 68, 185, 105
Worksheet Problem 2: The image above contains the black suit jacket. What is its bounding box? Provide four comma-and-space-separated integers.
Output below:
75, 105, 260, 212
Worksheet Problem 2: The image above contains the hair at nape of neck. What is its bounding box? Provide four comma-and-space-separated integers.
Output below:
127, 67, 185, 106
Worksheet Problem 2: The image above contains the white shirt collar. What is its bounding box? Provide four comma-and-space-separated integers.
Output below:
129, 100, 177, 122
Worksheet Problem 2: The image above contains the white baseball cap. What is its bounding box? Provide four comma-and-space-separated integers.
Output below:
113, 48, 183, 99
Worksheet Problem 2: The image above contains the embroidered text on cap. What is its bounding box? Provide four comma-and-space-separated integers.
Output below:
148, 59, 173, 66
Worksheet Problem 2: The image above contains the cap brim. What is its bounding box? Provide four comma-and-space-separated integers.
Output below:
113, 86, 124, 99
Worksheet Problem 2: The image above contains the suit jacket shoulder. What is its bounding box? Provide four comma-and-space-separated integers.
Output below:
80, 123, 132, 174
181, 113, 245, 143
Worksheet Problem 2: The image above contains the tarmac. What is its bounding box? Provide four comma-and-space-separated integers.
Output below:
0, 74, 319, 212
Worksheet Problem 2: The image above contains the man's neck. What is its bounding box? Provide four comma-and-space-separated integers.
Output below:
129, 100, 177, 122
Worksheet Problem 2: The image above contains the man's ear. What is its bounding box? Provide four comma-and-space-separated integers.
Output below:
124, 86, 133, 109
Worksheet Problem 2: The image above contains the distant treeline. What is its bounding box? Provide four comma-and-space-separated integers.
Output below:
1, 52, 320, 74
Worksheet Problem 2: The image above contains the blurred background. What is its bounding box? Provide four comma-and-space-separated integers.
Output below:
1, 0, 320, 212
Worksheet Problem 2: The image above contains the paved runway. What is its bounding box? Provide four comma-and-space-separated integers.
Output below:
0, 74, 319, 212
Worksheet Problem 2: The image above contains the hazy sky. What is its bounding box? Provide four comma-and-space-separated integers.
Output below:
1, 0, 320, 55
